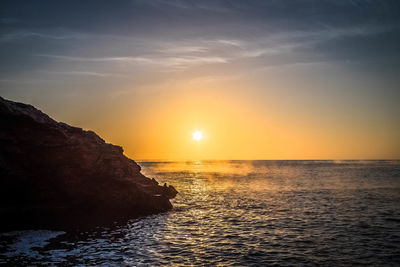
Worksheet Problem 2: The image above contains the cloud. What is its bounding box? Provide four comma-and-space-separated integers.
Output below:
36, 54, 142, 62
0, 78, 52, 84
158, 46, 208, 54
36, 54, 229, 70
39, 70, 127, 77
0, 30, 87, 43
134, 0, 233, 12
1, 0, 399, 81
29, 21, 397, 78
213, 39, 244, 47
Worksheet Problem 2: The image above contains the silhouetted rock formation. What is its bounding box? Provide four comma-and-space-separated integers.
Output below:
0, 96, 177, 230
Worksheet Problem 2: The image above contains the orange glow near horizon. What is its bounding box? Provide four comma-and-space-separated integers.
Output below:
63, 74, 398, 161
9, 50, 399, 162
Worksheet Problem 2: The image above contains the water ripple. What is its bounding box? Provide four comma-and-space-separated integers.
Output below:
1, 160, 400, 265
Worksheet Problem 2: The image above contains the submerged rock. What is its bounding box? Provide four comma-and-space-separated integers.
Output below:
0, 96, 177, 230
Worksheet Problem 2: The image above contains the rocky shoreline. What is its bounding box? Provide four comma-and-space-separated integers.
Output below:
0, 96, 177, 230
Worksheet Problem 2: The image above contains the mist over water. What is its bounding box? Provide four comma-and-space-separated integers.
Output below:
1, 160, 400, 265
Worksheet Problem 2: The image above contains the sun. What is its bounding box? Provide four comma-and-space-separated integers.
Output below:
192, 130, 203, 141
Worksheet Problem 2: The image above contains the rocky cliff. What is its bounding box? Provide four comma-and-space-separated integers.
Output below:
0, 96, 177, 230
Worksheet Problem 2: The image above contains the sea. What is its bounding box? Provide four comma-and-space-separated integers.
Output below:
1, 160, 400, 266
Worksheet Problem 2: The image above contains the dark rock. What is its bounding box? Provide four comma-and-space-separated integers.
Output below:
165, 185, 179, 199
0, 96, 178, 230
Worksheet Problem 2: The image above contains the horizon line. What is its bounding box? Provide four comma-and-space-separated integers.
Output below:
135, 158, 400, 162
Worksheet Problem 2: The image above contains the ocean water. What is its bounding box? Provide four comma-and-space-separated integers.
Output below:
1, 160, 400, 266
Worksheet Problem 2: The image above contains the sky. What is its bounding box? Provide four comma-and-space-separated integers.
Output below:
1, 0, 399, 160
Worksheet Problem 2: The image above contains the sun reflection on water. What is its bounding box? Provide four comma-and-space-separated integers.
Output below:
3, 160, 400, 265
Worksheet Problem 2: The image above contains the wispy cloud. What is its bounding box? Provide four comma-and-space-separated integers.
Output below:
39, 70, 127, 77
0, 78, 51, 84
232, 24, 397, 59
28, 23, 397, 76
36, 54, 229, 69
137, 0, 232, 12
36, 54, 141, 62
0, 30, 87, 42
158, 46, 208, 54
162, 56, 228, 67
212, 39, 244, 47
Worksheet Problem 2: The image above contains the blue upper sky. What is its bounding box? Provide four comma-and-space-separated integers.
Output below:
1, 0, 399, 78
